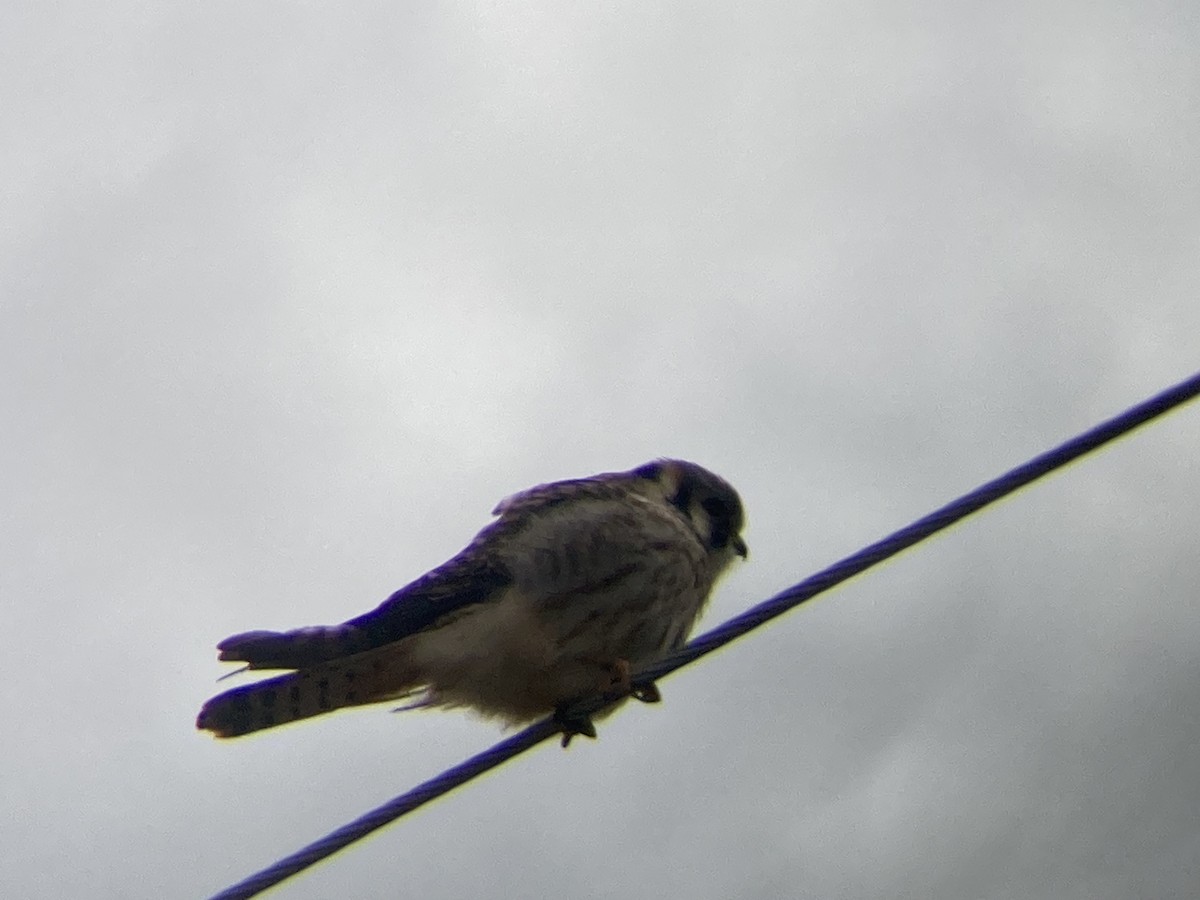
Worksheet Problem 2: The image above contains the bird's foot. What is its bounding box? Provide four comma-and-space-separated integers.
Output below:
631, 681, 661, 703
608, 659, 659, 703
554, 660, 661, 747
554, 707, 598, 748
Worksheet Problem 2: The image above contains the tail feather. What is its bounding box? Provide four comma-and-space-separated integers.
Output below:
197, 647, 421, 738
216, 624, 373, 670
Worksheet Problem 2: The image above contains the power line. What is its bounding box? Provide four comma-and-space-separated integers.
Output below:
209, 370, 1200, 900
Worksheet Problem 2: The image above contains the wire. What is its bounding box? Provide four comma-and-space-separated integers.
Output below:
208, 370, 1200, 900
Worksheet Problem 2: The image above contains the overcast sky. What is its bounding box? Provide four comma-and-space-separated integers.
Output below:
5, 3, 1200, 898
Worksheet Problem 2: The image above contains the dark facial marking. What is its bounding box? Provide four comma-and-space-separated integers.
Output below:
699, 488, 743, 553
708, 516, 735, 552
669, 478, 694, 517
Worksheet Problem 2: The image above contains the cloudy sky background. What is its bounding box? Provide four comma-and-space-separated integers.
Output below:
5, 2, 1199, 898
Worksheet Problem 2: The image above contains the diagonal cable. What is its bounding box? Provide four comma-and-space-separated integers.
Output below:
209, 369, 1200, 900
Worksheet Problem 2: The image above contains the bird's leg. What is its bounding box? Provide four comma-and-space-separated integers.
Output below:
606, 658, 632, 695
554, 658, 661, 747
554, 658, 633, 748
605, 658, 660, 703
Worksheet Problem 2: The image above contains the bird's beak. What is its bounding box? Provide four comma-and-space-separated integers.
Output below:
732, 535, 748, 558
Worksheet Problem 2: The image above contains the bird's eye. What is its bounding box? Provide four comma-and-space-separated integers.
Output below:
701, 497, 728, 518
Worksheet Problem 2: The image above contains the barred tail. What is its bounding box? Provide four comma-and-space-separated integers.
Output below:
215, 624, 375, 670
197, 648, 421, 738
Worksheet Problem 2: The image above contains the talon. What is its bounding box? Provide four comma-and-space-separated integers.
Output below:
631, 682, 661, 704
554, 707, 598, 748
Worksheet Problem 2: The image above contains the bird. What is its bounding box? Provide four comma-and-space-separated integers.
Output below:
196, 459, 747, 744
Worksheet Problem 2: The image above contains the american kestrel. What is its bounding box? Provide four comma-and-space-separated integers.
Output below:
197, 459, 746, 743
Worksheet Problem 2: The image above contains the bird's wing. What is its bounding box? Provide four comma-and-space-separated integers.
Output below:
215, 475, 678, 672
215, 550, 511, 671
348, 551, 511, 646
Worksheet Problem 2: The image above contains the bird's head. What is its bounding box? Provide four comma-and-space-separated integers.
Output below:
634, 459, 748, 561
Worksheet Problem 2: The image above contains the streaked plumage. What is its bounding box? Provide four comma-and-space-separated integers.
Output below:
196, 459, 746, 740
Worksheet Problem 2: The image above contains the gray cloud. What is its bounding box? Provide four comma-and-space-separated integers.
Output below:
4, 2, 1199, 898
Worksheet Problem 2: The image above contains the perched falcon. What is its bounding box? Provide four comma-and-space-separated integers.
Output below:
197, 459, 746, 742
